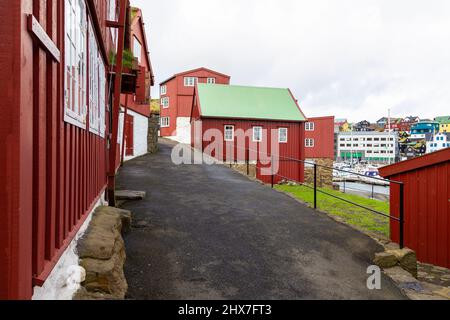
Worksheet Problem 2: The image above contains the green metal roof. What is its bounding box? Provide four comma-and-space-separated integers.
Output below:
196, 84, 306, 122
435, 116, 450, 124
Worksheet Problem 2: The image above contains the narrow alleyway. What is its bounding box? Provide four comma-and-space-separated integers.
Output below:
116, 139, 405, 300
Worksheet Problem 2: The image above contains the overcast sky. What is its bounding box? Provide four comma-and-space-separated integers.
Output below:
131, 0, 450, 122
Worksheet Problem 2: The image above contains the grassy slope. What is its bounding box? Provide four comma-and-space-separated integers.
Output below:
275, 185, 390, 237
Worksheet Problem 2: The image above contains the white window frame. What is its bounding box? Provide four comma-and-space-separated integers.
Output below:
64, 0, 87, 129
108, 0, 118, 46
87, 17, 106, 138
184, 77, 198, 87
98, 54, 106, 138
161, 97, 169, 108
305, 138, 315, 148
279, 128, 288, 143
108, 0, 117, 21
207, 77, 216, 84
160, 117, 170, 128
305, 122, 315, 131
224, 125, 235, 142
133, 35, 142, 63
253, 126, 262, 142
160, 85, 167, 95
88, 19, 99, 135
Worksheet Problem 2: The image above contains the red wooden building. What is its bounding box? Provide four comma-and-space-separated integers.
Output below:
160, 67, 230, 143
191, 84, 307, 184
0, 0, 133, 299
304, 116, 335, 160
379, 148, 450, 269
119, 7, 154, 162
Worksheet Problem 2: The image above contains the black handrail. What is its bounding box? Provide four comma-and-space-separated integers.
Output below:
221, 143, 405, 248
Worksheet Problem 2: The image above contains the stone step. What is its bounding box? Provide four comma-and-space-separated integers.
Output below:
115, 190, 146, 201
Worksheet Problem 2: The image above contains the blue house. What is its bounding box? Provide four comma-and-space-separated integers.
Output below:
410, 121, 440, 139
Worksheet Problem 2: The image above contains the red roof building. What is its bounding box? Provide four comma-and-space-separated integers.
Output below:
160, 67, 230, 143
379, 148, 450, 269
191, 84, 307, 184
304, 116, 335, 160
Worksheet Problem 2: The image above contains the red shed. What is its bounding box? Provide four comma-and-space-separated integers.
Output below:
379, 148, 450, 269
160, 68, 230, 143
191, 84, 307, 184
304, 116, 335, 160
0, 0, 130, 299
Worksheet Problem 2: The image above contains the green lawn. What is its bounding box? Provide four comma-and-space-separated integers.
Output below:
275, 184, 390, 238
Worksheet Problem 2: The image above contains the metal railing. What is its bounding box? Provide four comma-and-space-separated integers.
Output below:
218, 144, 405, 249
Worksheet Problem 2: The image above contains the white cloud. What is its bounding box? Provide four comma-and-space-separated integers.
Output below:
132, 0, 450, 122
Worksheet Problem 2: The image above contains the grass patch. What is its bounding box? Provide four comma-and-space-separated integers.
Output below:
275, 184, 390, 238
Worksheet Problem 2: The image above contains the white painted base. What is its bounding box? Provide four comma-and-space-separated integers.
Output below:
32, 192, 107, 300
119, 108, 149, 162
170, 117, 191, 144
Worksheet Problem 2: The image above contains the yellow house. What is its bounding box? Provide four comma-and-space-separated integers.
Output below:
435, 116, 450, 133
341, 122, 351, 132
335, 119, 351, 132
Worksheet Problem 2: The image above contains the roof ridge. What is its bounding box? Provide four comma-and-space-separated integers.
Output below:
198, 83, 289, 91
195, 83, 306, 122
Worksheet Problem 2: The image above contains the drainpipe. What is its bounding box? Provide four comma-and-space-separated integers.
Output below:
108, 0, 128, 207
121, 94, 129, 166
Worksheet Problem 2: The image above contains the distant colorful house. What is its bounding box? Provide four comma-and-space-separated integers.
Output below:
160, 67, 231, 143
335, 119, 350, 132
191, 84, 307, 184
426, 133, 450, 154
398, 116, 420, 132
389, 118, 403, 131
376, 117, 389, 129
376, 117, 403, 131
354, 120, 373, 132
410, 121, 440, 139
435, 116, 450, 133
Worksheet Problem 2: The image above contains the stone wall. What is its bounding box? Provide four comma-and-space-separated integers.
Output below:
230, 163, 257, 178
147, 114, 159, 154
304, 158, 334, 188
74, 206, 131, 300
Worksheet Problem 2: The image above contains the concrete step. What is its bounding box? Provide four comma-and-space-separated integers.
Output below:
115, 190, 146, 201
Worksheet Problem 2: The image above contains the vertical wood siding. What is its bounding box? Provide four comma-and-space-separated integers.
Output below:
31, 0, 109, 286
1, 0, 118, 299
386, 159, 450, 269
198, 119, 305, 184
304, 116, 335, 159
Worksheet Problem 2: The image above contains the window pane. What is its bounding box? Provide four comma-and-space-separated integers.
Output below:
253, 127, 262, 141
279, 128, 287, 142
133, 36, 141, 62
225, 126, 234, 141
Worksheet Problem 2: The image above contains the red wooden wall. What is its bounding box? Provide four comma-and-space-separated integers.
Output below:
195, 118, 305, 184
304, 116, 335, 159
380, 148, 450, 269
0, 0, 116, 299
0, 0, 34, 300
